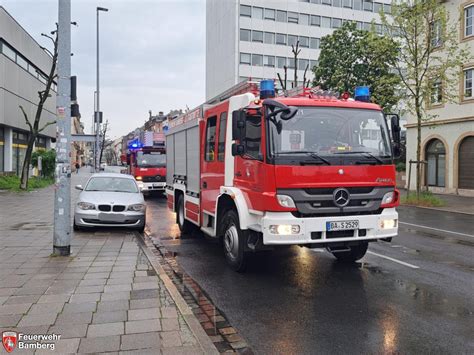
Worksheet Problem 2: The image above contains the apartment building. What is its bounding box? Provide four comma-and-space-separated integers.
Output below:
405, 0, 474, 196
206, 0, 392, 100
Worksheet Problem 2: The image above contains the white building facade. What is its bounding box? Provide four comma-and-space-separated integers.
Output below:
405, 0, 474, 196
206, 0, 393, 100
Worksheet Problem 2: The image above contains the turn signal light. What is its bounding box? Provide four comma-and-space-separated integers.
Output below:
380, 189, 399, 208
135, 176, 142, 181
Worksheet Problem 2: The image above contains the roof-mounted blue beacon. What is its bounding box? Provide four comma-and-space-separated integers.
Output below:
354, 86, 370, 102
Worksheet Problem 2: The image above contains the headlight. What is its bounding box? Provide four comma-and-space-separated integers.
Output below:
269, 224, 300, 235
135, 176, 142, 181
77, 202, 95, 210
128, 203, 145, 212
380, 219, 397, 229
276, 194, 296, 208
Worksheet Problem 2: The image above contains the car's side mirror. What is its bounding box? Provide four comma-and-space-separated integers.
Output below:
75, 185, 83, 190
232, 110, 246, 141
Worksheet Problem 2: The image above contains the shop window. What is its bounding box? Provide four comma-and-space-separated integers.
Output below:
426, 139, 446, 187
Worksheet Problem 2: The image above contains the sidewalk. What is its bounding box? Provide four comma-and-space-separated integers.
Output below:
399, 189, 474, 215
0, 171, 217, 354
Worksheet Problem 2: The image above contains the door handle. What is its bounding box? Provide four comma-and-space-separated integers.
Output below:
202, 181, 207, 188
235, 171, 242, 177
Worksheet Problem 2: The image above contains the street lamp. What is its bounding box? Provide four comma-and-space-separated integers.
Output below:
95, 6, 108, 172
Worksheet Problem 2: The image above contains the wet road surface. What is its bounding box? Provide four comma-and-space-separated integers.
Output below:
145, 195, 474, 354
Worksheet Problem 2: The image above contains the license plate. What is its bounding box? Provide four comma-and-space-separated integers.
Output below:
99, 213, 124, 222
326, 220, 359, 231
153, 183, 163, 187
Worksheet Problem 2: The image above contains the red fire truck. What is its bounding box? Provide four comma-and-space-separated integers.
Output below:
165, 81, 401, 271
128, 144, 166, 195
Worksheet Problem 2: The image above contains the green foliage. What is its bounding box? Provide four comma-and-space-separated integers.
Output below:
31, 149, 56, 178
396, 162, 406, 172
0, 175, 54, 191
313, 22, 400, 112
401, 191, 445, 207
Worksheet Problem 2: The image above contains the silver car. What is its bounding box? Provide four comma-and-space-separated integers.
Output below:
74, 173, 146, 232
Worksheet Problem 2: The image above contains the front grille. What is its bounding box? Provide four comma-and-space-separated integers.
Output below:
83, 218, 139, 225
305, 187, 374, 195
113, 205, 126, 212
143, 175, 164, 183
98, 205, 111, 212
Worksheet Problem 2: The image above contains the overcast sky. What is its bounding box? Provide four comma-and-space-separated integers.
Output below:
2, 0, 206, 138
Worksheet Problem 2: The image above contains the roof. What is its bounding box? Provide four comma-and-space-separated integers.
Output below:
90, 173, 134, 179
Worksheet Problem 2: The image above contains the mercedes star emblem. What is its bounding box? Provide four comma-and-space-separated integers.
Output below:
333, 188, 350, 207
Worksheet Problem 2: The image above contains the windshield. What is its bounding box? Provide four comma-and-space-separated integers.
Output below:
85, 177, 138, 193
268, 107, 392, 164
136, 151, 166, 167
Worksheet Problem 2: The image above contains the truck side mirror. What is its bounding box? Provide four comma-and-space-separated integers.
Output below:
231, 143, 245, 156
232, 110, 246, 141
386, 114, 401, 158
126, 154, 131, 165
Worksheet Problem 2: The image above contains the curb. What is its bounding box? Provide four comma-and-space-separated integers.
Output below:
400, 204, 474, 216
135, 231, 219, 355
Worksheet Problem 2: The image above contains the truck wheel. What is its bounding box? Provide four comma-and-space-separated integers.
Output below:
222, 209, 248, 272
177, 195, 193, 234
330, 242, 368, 263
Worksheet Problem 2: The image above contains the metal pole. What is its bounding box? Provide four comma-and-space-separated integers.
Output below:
53, 0, 71, 256
95, 9, 100, 172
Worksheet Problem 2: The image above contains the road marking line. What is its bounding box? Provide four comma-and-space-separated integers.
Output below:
399, 222, 474, 238
367, 251, 420, 269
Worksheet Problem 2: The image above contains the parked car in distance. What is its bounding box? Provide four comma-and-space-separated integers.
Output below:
74, 173, 146, 232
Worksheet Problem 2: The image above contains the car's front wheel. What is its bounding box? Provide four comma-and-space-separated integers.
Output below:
73, 219, 81, 231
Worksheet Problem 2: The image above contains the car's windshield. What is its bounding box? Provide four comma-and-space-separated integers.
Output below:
268, 107, 392, 162
136, 151, 166, 167
85, 177, 138, 193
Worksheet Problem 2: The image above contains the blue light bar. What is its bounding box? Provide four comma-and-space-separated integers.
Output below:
354, 86, 370, 102
260, 80, 275, 99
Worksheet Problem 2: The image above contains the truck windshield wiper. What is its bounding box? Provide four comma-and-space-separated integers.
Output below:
333, 151, 385, 164
276, 151, 331, 165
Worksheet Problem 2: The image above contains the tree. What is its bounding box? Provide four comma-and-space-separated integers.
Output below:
277, 40, 310, 92
98, 120, 112, 166
380, 0, 471, 198
313, 21, 400, 112
19, 25, 58, 190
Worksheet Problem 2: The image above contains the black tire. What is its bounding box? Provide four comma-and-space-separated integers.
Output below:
330, 242, 368, 262
73, 219, 81, 231
176, 195, 193, 234
136, 219, 146, 233
222, 209, 248, 272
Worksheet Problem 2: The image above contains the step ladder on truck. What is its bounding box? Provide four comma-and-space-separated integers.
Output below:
165, 80, 401, 271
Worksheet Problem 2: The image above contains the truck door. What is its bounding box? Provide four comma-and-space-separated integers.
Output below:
201, 107, 227, 216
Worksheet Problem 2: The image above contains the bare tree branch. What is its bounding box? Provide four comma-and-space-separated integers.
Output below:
19, 105, 33, 132
38, 120, 56, 133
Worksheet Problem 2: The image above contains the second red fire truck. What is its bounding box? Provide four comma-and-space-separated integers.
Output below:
166, 81, 401, 271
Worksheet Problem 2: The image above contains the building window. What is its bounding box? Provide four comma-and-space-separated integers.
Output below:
217, 112, 227, 161
264, 32, 275, 44
16, 55, 28, 71
240, 53, 251, 65
288, 35, 298, 46
299, 36, 309, 48
264, 55, 275, 67
264, 8, 275, 20
333, 0, 342, 7
430, 20, 442, 48
464, 5, 473, 37
373, 2, 383, 13
240, 5, 251, 17
205, 117, 217, 161
383, 3, 391, 14
1, 43, 16, 61
363, 0, 373, 12
298, 59, 309, 70
430, 78, 443, 105
343, 0, 353, 8
288, 12, 299, 23
311, 15, 321, 26
240, 29, 251, 42
464, 68, 473, 98
276, 33, 287, 45
252, 30, 263, 42
310, 60, 319, 69
322, 0, 332, 5
354, 0, 363, 10
0, 126, 4, 172
252, 54, 263, 66
311, 0, 321, 3
288, 58, 296, 69
363, 22, 371, 31
321, 17, 331, 28
252, 7, 263, 19
332, 18, 342, 28
310, 37, 320, 49
277, 57, 287, 68
277, 10, 287, 22
426, 139, 446, 187
299, 13, 310, 26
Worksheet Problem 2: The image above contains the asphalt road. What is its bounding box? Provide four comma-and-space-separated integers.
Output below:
145, 195, 474, 354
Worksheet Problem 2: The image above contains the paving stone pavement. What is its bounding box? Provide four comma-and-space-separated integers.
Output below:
0, 171, 206, 354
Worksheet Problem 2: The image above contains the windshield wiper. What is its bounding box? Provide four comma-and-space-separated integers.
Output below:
276, 151, 331, 165
333, 151, 385, 164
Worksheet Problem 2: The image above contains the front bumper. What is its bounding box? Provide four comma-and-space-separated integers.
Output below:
137, 181, 166, 192
74, 209, 145, 228
261, 208, 398, 245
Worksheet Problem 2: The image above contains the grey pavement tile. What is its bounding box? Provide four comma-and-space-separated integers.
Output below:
134, 271, 148, 277
13, 285, 49, 296
113, 266, 135, 272
57, 272, 86, 280
0, 288, 19, 297
92, 310, 127, 324
130, 299, 161, 310
0, 296, 8, 305
119, 348, 162, 355
78, 278, 107, 287
128, 308, 161, 321
97, 300, 130, 312
28, 302, 65, 315
130, 289, 159, 300
161, 318, 180, 331
4, 295, 41, 305
55, 311, 93, 325
88, 266, 113, 273
110, 271, 135, 279
0, 314, 22, 327
18, 312, 58, 327
30, 274, 57, 281
160, 331, 183, 348
44, 285, 76, 295
120, 332, 161, 351
132, 282, 159, 291
125, 319, 161, 334
0, 303, 32, 315
62, 302, 97, 314
87, 322, 124, 337
161, 346, 203, 355
36, 337, 80, 354
161, 307, 178, 319
133, 276, 159, 283
83, 272, 109, 279
69, 292, 101, 303
104, 284, 132, 293
101, 291, 130, 301
106, 278, 133, 286
49, 323, 88, 338
37, 294, 71, 304
75, 285, 105, 294
78, 335, 121, 353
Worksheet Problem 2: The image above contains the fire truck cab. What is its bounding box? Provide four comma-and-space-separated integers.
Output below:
166, 81, 401, 271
